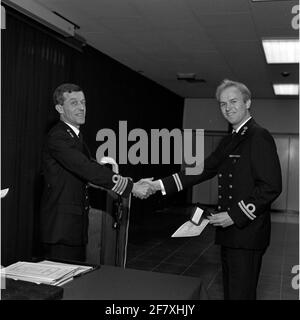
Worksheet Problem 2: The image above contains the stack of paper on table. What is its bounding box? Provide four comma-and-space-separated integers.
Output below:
1, 261, 94, 286
39, 260, 93, 277
171, 207, 210, 238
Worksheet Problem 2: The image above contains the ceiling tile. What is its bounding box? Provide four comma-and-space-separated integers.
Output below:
187, 0, 250, 14
162, 29, 218, 53
194, 13, 258, 41
131, 0, 198, 23
37, 0, 141, 18
250, 0, 299, 37
31, 0, 298, 98
95, 16, 154, 33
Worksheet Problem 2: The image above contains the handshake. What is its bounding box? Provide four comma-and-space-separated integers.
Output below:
132, 178, 161, 199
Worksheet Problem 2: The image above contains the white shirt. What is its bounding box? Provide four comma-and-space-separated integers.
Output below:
64, 121, 80, 137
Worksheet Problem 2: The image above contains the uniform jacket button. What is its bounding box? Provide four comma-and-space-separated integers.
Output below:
229, 195, 232, 199
218, 174, 222, 178
229, 174, 232, 178
218, 195, 222, 199
229, 185, 233, 188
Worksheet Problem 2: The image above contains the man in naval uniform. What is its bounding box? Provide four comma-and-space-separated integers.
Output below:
145, 79, 282, 300
40, 83, 150, 262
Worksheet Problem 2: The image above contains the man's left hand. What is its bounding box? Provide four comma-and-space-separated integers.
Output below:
208, 211, 234, 228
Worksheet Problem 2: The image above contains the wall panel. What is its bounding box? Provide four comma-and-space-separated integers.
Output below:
287, 136, 299, 211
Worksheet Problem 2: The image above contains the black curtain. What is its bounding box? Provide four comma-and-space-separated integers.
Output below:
1, 8, 184, 266
1, 10, 78, 265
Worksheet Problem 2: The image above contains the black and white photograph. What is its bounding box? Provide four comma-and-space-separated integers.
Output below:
0, 0, 299, 305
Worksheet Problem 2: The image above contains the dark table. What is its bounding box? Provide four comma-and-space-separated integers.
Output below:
62, 265, 208, 300
1, 278, 64, 300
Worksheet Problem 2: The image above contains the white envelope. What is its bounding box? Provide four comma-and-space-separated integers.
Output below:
171, 219, 209, 238
1, 188, 9, 198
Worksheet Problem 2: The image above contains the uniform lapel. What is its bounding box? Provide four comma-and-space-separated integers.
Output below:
60, 121, 79, 141
81, 138, 92, 159
59, 121, 91, 159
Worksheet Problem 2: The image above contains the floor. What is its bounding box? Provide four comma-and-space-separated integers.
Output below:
126, 207, 299, 300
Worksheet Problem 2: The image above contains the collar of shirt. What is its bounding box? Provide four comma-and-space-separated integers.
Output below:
64, 121, 80, 137
232, 116, 252, 134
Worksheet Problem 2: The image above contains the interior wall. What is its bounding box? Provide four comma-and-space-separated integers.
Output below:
184, 98, 299, 134
184, 98, 299, 212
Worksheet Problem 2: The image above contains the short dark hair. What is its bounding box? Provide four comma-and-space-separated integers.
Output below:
215, 79, 251, 102
53, 83, 82, 105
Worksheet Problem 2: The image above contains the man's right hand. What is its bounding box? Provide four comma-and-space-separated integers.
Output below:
132, 178, 160, 199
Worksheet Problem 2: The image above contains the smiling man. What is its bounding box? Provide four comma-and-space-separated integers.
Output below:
143, 79, 282, 300
40, 83, 150, 262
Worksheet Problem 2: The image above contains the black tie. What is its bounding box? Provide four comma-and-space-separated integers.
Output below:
78, 132, 83, 143
231, 130, 237, 140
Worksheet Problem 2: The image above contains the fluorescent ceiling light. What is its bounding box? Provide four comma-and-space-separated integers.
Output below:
262, 39, 299, 63
252, 0, 291, 2
273, 84, 299, 95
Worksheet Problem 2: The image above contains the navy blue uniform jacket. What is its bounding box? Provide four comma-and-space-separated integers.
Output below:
161, 119, 282, 250
40, 121, 133, 246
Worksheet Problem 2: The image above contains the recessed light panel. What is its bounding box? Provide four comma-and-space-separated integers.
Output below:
252, 0, 294, 2
273, 84, 299, 95
262, 39, 300, 63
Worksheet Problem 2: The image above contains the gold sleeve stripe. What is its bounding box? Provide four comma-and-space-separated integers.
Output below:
116, 177, 126, 194
111, 180, 119, 192
172, 174, 180, 192
175, 173, 183, 191
238, 201, 256, 220
238, 202, 254, 220
173, 173, 183, 191
113, 177, 123, 194
112, 175, 122, 193
240, 200, 256, 218
118, 178, 128, 195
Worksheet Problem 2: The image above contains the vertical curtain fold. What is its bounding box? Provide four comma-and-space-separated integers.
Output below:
1, 12, 73, 265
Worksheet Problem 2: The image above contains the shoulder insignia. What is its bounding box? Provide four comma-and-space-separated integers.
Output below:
240, 126, 248, 135
67, 129, 74, 138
